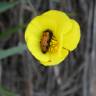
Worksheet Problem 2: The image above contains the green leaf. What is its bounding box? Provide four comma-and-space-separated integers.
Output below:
0, 85, 16, 96
0, 1, 19, 13
0, 44, 26, 59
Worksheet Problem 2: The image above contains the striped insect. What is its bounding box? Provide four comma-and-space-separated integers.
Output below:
40, 30, 53, 53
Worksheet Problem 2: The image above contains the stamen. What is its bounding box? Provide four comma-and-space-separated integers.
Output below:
49, 36, 58, 53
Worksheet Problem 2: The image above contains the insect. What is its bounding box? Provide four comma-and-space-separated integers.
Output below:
40, 30, 53, 53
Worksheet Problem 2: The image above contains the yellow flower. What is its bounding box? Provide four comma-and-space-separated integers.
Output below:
25, 10, 80, 66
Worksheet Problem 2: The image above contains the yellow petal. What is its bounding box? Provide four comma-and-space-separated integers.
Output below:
40, 49, 69, 66
25, 17, 50, 61
41, 10, 73, 40
61, 19, 80, 51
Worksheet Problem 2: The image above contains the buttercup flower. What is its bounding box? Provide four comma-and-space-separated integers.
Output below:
25, 10, 80, 66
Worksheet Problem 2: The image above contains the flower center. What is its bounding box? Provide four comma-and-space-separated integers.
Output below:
48, 35, 58, 53
40, 30, 58, 53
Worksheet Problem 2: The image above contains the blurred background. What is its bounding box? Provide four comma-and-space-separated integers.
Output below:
0, 0, 96, 96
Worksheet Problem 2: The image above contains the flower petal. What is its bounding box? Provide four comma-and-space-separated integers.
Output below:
40, 49, 69, 66
25, 17, 50, 61
61, 19, 80, 51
